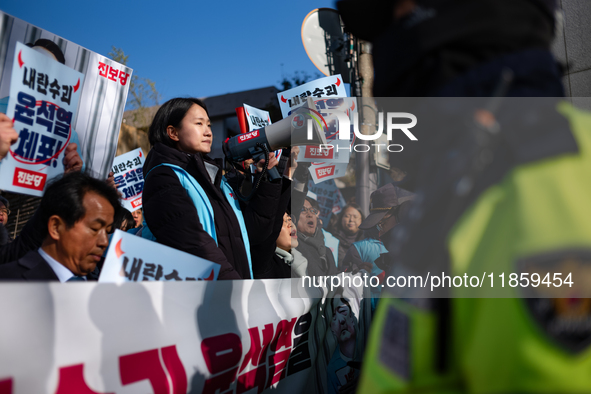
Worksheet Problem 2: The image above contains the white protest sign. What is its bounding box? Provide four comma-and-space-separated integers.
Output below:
244, 103, 271, 130
0, 279, 371, 394
295, 97, 355, 164
277, 76, 354, 173
0, 43, 84, 196
243, 103, 282, 161
277, 75, 347, 118
308, 179, 347, 225
99, 230, 220, 282
0, 12, 132, 179
111, 148, 145, 212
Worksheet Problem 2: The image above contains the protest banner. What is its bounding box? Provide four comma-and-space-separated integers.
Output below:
0, 278, 370, 394
277, 75, 355, 185
243, 103, 282, 161
0, 11, 131, 180
291, 97, 355, 165
308, 179, 347, 227
100, 230, 220, 282
111, 148, 145, 212
0, 43, 84, 196
277, 75, 347, 118
277, 75, 354, 166
244, 103, 272, 131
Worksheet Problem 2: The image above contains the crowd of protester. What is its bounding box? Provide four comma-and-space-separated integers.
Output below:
0, 94, 411, 285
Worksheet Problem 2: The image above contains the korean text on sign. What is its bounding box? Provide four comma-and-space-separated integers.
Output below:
111, 148, 145, 212
0, 42, 84, 197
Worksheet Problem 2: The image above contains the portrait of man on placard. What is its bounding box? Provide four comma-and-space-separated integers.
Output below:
327, 293, 360, 394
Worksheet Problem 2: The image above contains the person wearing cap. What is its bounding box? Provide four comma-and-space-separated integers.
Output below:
337, 0, 591, 392
342, 184, 414, 313
358, 183, 414, 236
341, 183, 413, 276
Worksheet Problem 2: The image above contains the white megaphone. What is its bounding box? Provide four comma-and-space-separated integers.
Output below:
223, 97, 327, 181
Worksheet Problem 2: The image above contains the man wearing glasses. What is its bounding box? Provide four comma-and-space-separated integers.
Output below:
0, 196, 10, 246
0, 196, 10, 227
295, 197, 338, 277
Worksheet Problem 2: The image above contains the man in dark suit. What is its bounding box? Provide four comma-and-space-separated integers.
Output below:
0, 172, 120, 281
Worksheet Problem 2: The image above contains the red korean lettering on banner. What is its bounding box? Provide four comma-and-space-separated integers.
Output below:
119, 345, 186, 394
53, 345, 186, 394
201, 333, 242, 394
316, 165, 335, 180
107, 67, 118, 82
304, 146, 333, 159
0, 378, 12, 394
240, 324, 274, 372
161, 346, 188, 394
55, 364, 113, 394
238, 130, 260, 143
119, 72, 130, 86
131, 197, 142, 209
269, 318, 297, 352
13, 167, 47, 191
119, 349, 169, 393
266, 349, 291, 387
97, 62, 129, 85
236, 365, 266, 394
2, 314, 313, 394
98, 62, 108, 78
202, 313, 312, 394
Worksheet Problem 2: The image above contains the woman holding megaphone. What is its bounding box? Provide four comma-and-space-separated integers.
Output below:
141, 98, 284, 279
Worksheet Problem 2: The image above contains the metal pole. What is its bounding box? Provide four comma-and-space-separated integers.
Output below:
13, 208, 20, 239
355, 40, 375, 218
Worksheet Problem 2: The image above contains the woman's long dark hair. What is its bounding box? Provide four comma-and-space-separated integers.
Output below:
148, 97, 209, 148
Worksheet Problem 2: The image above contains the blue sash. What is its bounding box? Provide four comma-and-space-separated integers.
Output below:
143, 163, 253, 279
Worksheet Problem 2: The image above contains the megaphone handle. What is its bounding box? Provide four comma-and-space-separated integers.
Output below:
266, 167, 281, 181
252, 151, 282, 182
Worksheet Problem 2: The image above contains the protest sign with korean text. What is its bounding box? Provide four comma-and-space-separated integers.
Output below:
99, 230, 220, 282
0, 12, 132, 180
0, 43, 84, 196
111, 148, 145, 212
244, 103, 272, 131
277, 75, 347, 118
278, 75, 355, 186
244, 103, 282, 160
308, 179, 347, 227
278, 75, 354, 166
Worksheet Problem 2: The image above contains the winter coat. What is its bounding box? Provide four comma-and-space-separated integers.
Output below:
0, 209, 44, 265
296, 228, 339, 277
250, 176, 292, 279
142, 143, 282, 279
327, 227, 366, 268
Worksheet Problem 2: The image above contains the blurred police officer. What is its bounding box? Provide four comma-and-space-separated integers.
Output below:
337, 0, 591, 392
